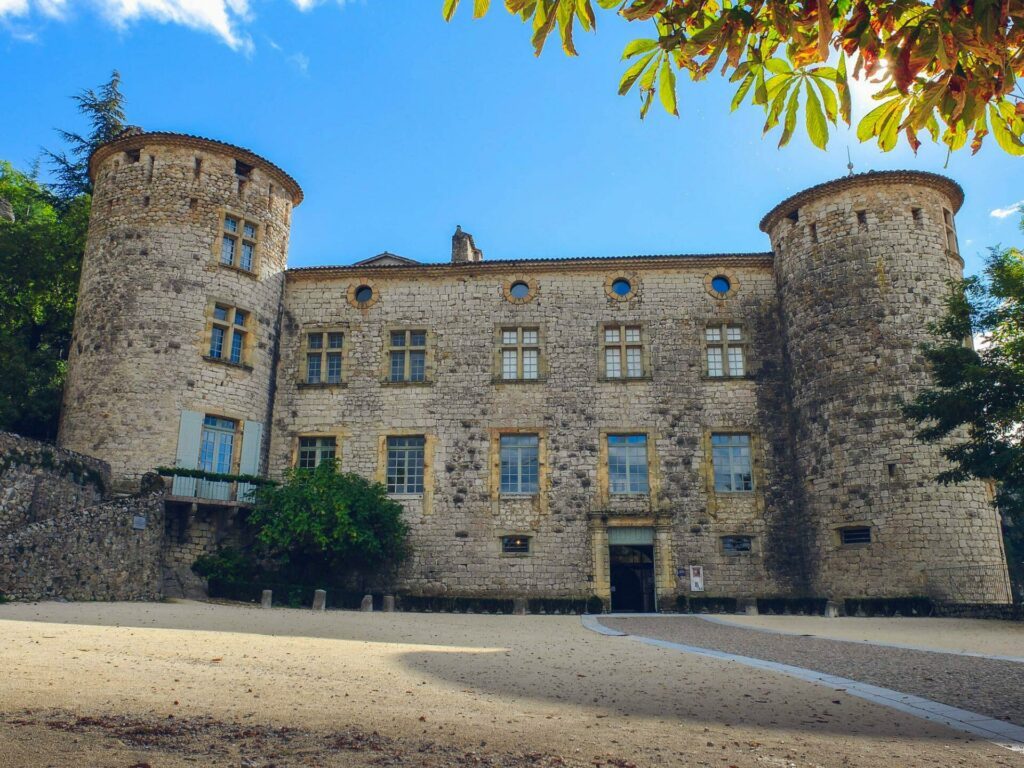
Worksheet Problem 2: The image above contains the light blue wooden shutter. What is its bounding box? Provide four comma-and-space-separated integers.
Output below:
172, 410, 203, 497
237, 420, 263, 502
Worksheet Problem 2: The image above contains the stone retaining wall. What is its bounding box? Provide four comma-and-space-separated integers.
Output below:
0, 431, 110, 536
0, 491, 165, 601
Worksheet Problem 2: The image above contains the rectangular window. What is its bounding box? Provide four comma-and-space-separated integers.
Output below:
711, 433, 753, 492
602, 325, 645, 379
722, 535, 753, 554
943, 208, 959, 256
500, 434, 539, 495
386, 436, 425, 494
303, 330, 344, 385
839, 526, 872, 546
501, 535, 531, 554
706, 324, 745, 377
207, 304, 249, 365
389, 330, 428, 383
199, 416, 237, 474
220, 214, 258, 272
607, 434, 649, 494
499, 327, 541, 381
297, 436, 337, 470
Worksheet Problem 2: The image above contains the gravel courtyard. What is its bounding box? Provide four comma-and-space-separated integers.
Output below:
599, 615, 1024, 728
0, 601, 1020, 767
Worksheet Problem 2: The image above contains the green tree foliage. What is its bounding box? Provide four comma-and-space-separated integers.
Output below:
0, 72, 127, 440
45, 71, 127, 200
249, 463, 410, 587
905, 231, 1024, 598
0, 164, 88, 440
443, 1, 1024, 155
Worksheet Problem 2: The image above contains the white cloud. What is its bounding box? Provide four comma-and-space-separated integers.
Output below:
1, 0, 356, 50
991, 201, 1024, 219
288, 51, 309, 74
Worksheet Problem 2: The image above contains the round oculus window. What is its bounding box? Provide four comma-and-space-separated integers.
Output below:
354, 285, 373, 303
509, 281, 530, 299
611, 278, 633, 297
711, 275, 731, 294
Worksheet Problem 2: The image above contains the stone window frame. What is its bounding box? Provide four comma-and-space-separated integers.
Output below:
835, 524, 873, 549
499, 533, 534, 557
701, 429, 765, 516
604, 271, 641, 302
720, 534, 756, 556
201, 298, 255, 370
703, 321, 748, 379
704, 271, 740, 300
493, 325, 546, 383
502, 275, 539, 304
291, 431, 345, 470
347, 279, 380, 309
214, 208, 260, 277
596, 428, 660, 505
298, 325, 350, 388
489, 428, 548, 501
382, 327, 435, 386
598, 322, 652, 381
375, 431, 436, 511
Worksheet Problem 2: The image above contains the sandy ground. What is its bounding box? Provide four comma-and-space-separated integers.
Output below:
0, 600, 1019, 768
704, 614, 1024, 657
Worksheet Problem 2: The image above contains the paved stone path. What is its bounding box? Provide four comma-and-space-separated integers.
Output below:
599, 616, 1024, 728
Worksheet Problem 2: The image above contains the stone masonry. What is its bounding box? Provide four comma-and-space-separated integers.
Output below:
53, 129, 1014, 607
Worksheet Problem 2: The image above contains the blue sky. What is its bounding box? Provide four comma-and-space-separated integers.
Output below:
2, 0, 1021, 277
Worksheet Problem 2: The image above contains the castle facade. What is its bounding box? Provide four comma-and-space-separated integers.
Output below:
57, 129, 1013, 608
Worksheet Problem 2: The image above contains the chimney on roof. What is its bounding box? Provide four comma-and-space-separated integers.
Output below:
451, 225, 483, 264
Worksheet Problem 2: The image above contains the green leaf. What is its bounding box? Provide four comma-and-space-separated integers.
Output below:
989, 105, 1024, 155
473, 0, 491, 18
659, 57, 678, 116
778, 86, 801, 147
836, 53, 851, 124
622, 38, 659, 60
804, 81, 829, 149
618, 51, 658, 96
731, 73, 755, 112
765, 58, 793, 74
442, 0, 461, 20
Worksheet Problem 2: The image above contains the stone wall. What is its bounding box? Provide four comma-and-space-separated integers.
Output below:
0, 432, 109, 536
764, 173, 1013, 604
0, 491, 165, 601
58, 132, 300, 487
272, 257, 791, 604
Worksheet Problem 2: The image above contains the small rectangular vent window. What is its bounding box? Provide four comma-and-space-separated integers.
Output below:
839, 527, 872, 545
235, 159, 253, 177
722, 536, 753, 554
501, 535, 530, 554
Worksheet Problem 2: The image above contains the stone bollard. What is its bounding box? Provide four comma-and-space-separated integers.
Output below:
261, 589, 273, 609
738, 598, 758, 616
512, 597, 528, 616
312, 589, 327, 611
360, 594, 374, 612
382, 595, 395, 612
825, 600, 841, 618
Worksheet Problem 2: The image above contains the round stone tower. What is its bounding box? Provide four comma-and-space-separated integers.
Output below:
58, 130, 302, 490
762, 172, 1011, 605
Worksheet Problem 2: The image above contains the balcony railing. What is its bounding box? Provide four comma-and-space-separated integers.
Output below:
157, 467, 274, 506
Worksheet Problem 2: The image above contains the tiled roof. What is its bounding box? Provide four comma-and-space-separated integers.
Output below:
759, 171, 963, 233
88, 128, 304, 205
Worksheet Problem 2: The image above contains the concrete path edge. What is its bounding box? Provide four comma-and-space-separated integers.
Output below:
579, 615, 1024, 754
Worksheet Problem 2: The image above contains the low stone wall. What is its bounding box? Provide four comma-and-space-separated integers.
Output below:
0, 492, 165, 601
0, 431, 110, 536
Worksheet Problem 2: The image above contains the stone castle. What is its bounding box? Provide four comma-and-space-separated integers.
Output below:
52, 128, 1013, 609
